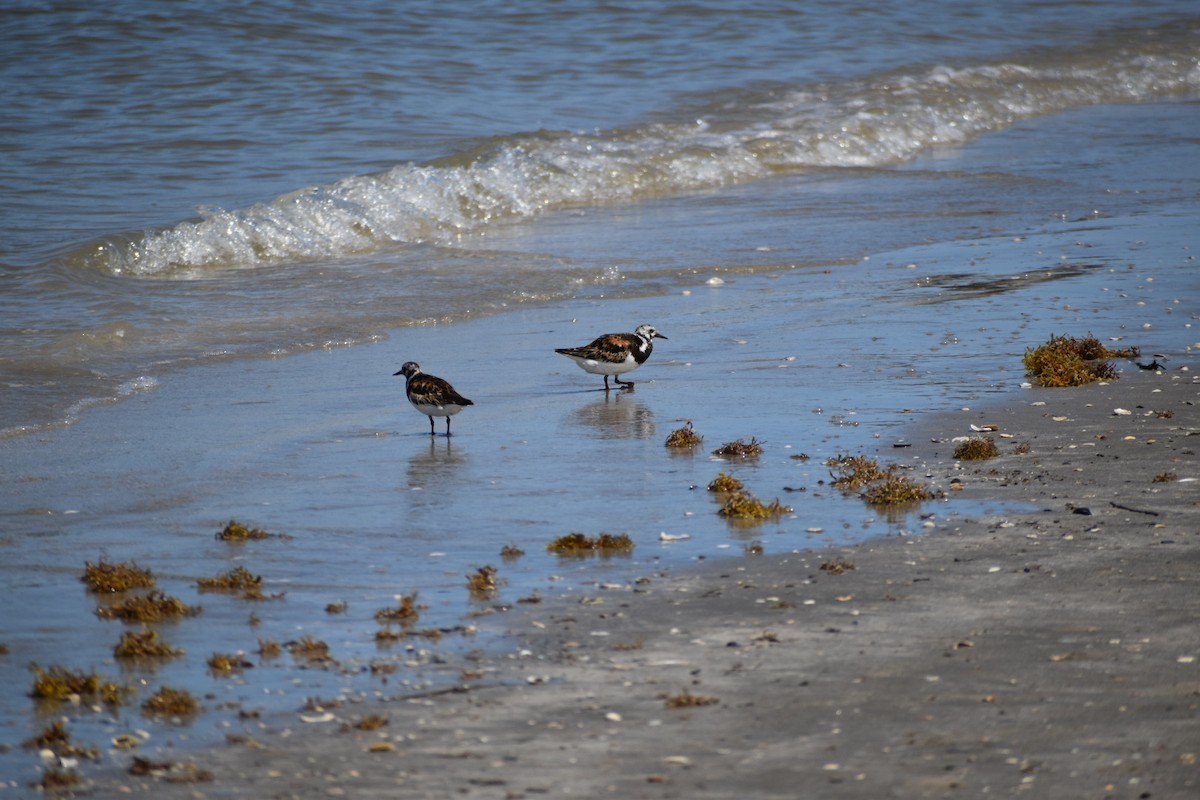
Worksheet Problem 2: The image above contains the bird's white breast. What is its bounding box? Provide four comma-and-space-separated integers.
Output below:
411, 400, 465, 417
577, 353, 639, 375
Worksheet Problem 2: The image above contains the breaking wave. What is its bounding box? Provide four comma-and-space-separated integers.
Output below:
83, 21, 1199, 277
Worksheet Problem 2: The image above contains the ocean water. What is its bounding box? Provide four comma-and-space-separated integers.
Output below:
2, 0, 1199, 435
2, 1, 1200, 791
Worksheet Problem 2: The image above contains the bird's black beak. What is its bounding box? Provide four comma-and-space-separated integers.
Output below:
392, 370, 403, 376
655, 332, 668, 340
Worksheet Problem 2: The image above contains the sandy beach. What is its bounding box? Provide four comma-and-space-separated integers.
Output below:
41, 279, 1190, 799
80, 354, 1199, 800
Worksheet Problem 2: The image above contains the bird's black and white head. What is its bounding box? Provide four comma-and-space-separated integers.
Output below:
395, 361, 421, 380
634, 324, 666, 344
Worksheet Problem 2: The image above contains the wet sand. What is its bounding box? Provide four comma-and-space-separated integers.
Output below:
81, 347, 1199, 798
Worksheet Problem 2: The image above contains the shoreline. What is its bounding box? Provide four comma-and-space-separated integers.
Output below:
91, 362, 1199, 798
6, 187, 1197, 796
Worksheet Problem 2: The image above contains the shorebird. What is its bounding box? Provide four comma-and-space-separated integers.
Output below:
555, 324, 667, 390
394, 362, 474, 436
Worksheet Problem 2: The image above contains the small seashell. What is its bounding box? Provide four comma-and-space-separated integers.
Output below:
112, 734, 140, 749
1113, 408, 1132, 416
605, 712, 622, 722
367, 741, 396, 753
299, 712, 335, 723
659, 533, 691, 542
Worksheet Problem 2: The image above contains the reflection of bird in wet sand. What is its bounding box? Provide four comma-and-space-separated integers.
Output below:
570, 393, 656, 440
394, 362, 473, 437
555, 324, 667, 390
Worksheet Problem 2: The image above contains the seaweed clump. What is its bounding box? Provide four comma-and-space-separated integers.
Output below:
141, 686, 200, 718
828, 455, 936, 507
374, 593, 421, 625
546, 532, 634, 556
712, 437, 764, 458
197, 565, 282, 601
661, 689, 719, 709
827, 455, 888, 490
1023, 333, 1137, 387
718, 493, 792, 520
862, 471, 935, 506
24, 720, 71, 750
207, 652, 253, 674
349, 713, 389, 731
30, 664, 126, 706
24, 720, 100, 760
820, 558, 856, 575
256, 638, 283, 659
95, 591, 199, 623
664, 421, 703, 448
466, 565, 500, 598
82, 560, 156, 593
707, 472, 744, 493
197, 565, 261, 592
215, 520, 280, 542
953, 437, 1000, 460
288, 636, 333, 664
114, 630, 184, 660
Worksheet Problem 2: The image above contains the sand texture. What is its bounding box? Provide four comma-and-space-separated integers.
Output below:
94, 368, 1198, 799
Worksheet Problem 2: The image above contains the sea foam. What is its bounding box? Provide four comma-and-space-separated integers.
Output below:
86, 23, 1199, 278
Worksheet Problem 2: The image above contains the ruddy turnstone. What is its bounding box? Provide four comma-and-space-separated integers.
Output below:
555, 323, 667, 390
394, 362, 474, 436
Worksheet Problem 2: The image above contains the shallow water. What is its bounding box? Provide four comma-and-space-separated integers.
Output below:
3, 2, 1198, 435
